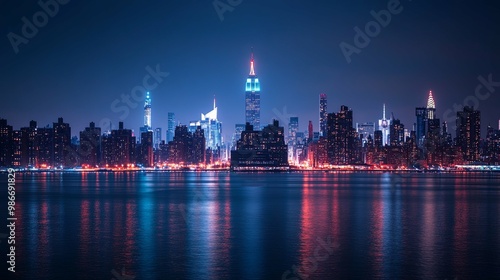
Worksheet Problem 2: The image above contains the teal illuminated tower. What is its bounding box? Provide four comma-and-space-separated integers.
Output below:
245, 51, 261, 130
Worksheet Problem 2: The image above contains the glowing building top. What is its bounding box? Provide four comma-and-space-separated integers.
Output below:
144, 92, 152, 130
202, 96, 218, 121
245, 52, 260, 92
427, 90, 436, 119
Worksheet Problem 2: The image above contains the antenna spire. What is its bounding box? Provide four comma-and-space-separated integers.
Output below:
249, 48, 256, 76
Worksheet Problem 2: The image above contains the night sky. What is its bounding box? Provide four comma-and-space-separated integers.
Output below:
1, 0, 499, 140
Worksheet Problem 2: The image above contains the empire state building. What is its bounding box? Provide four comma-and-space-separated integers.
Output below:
245, 52, 261, 130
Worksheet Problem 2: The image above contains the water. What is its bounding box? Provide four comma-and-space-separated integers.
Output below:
1, 171, 499, 279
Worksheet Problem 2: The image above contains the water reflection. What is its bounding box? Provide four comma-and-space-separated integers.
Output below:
5, 172, 500, 279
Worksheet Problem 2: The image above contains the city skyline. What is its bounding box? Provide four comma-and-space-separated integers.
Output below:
2, 1, 500, 140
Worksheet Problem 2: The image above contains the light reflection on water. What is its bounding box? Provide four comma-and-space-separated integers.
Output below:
2, 171, 500, 279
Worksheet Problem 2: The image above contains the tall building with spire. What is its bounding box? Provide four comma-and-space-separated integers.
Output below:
189, 96, 222, 150
144, 92, 152, 130
140, 92, 153, 137
378, 104, 391, 146
427, 90, 436, 120
245, 51, 261, 130
319, 93, 327, 137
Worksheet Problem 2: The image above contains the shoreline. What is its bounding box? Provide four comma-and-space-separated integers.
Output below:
1, 168, 500, 174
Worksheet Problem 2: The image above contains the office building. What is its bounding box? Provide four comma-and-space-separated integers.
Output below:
79, 122, 101, 167
319, 93, 327, 136
245, 51, 261, 129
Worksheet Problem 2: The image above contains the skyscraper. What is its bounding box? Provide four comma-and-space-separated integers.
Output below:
427, 90, 436, 120
36, 125, 54, 167
356, 122, 375, 147
327, 105, 355, 165
319, 93, 327, 136
154, 127, 162, 149
188, 97, 222, 150
144, 91, 152, 130
0, 119, 13, 166
20, 120, 38, 167
140, 92, 153, 137
389, 118, 405, 146
139, 131, 154, 167
288, 117, 299, 163
308, 121, 313, 143
79, 122, 101, 167
245, 51, 261, 130
378, 104, 391, 146
53, 117, 71, 167
415, 107, 428, 148
167, 112, 175, 143
231, 124, 245, 150
456, 106, 481, 162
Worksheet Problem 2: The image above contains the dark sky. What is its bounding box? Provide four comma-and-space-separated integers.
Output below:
1, 0, 500, 141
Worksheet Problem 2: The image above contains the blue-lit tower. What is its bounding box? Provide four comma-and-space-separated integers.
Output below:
144, 92, 152, 131
245, 51, 261, 130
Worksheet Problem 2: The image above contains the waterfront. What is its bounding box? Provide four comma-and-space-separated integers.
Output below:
2, 172, 500, 279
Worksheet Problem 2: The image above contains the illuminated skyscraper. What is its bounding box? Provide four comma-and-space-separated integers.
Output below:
167, 112, 175, 143
427, 90, 436, 120
144, 91, 152, 130
288, 117, 299, 163
53, 117, 71, 167
245, 51, 261, 130
188, 97, 222, 150
154, 127, 162, 149
415, 107, 428, 148
378, 104, 390, 146
356, 122, 375, 147
456, 106, 481, 162
319, 93, 327, 137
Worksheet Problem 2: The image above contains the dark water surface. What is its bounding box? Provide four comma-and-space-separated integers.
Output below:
1, 172, 500, 279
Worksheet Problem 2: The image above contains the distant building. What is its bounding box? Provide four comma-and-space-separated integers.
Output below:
319, 93, 327, 137
79, 122, 101, 167
231, 124, 245, 150
20, 120, 38, 167
53, 117, 71, 167
154, 127, 162, 149
189, 98, 222, 150
245, 51, 261, 130
0, 119, 13, 167
288, 116, 299, 163
356, 122, 375, 147
11, 130, 22, 167
389, 118, 404, 146
456, 106, 481, 162
140, 92, 153, 137
102, 122, 136, 166
378, 104, 390, 146
168, 125, 205, 165
231, 120, 288, 170
327, 105, 356, 165
37, 125, 54, 167
139, 131, 154, 167
415, 107, 428, 148
167, 112, 175, 142
427, 90, 436, 120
